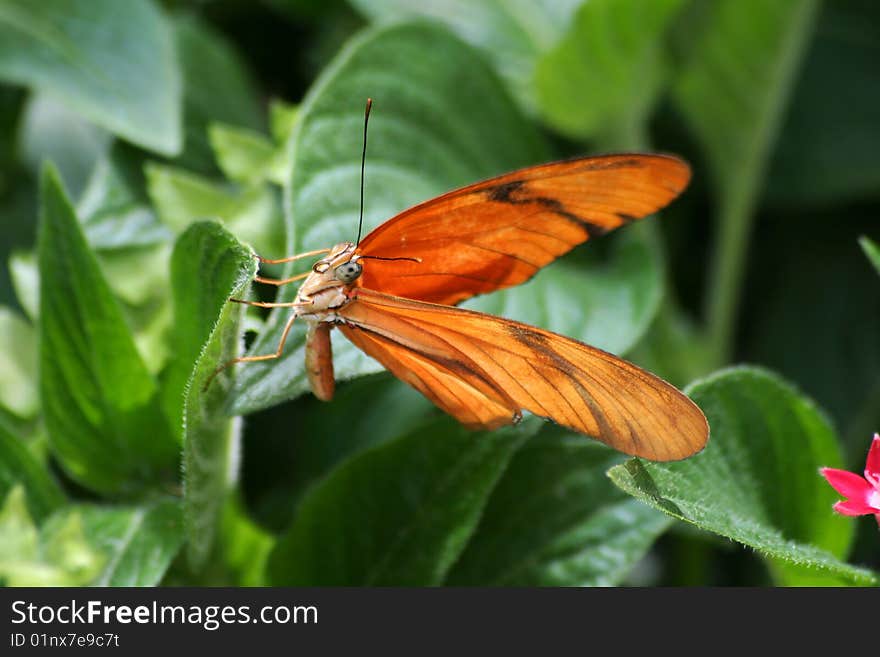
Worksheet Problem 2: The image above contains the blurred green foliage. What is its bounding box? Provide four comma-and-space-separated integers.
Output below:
0, 0, 876, 586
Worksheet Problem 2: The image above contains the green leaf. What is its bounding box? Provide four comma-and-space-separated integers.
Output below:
96, 245, 171, 307
55, 499, 184, 586
245, 374, 435, 530
0, 486, 105, 586
0, 487, 41, 583
2, 497, 183, 586
230, 21, 551, 414
78, 142, 171, 251
672, 0, 821, 364
9, 250, 38, 320
860, 236, 880, 276
766, 1, 880, 207
0, 306, 37, 418
18, 92, 110, 200
172, 222, 257, 568
0, 407, 38, 448
463, 221, 663, 356
14, 243, 198, 382
13, 243, 173, 367
86, 244, 174, 375
268, 416, 540, 585
608, 367, 877, 586
218, 495, 274, 586
17, 142, 173, 372
38, 163, 177, 495
447, 426, 672, 586
533, 0, 685, 143
165, 221, 255, 438
269, 99, 298, 143
0, 424, 64, 522
209, 123, 286, 186
173, 14, 263, 171
349, 0, 583, 112
145, 163, 284, 258
0, 0, 182, 155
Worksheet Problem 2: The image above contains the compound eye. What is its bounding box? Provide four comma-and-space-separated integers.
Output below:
334, 261, 362, 284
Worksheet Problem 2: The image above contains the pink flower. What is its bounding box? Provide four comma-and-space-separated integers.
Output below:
820, 433, 880, 527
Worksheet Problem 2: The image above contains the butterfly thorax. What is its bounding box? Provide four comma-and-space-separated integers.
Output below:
295, 241, 362, 318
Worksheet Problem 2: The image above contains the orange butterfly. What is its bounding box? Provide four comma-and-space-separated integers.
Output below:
218, 103, 708, 462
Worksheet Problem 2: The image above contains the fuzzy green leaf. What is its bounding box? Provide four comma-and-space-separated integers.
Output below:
172, 222, 257, 568
608, 367, 877, 586
268, 416, 540, 585
448, 426, 671, 585
245, 374, 435, 531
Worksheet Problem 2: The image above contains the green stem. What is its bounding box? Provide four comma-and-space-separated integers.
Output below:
705, 182, 758, 367
702, 1, 820, 369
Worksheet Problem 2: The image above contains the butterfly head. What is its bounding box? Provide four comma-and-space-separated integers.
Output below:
297, 241, 363, 300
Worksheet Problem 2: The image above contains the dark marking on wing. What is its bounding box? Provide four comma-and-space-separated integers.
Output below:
506, 324, 584, 380
505, 323, 619, 441
624, 417, 643, 452
485, 180, 609, 238
506, 323, 550, 348
344, 322, 507, 400
488, 179, 526, 203
617, 212, 638, 223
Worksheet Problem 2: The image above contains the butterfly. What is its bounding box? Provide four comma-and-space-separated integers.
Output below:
215, 105, 709, 462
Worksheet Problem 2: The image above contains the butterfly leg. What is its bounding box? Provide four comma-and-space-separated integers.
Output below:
253, 272, 310, 286
203, 304, 307, 390
249, 249, 330, 286
256, 248, 331, 265
228, 298, 305, 308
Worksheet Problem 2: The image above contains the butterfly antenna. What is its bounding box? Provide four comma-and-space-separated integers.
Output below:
356, 98, 372, 246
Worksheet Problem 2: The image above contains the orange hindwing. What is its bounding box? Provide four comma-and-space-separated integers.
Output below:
337, 288, 707, 462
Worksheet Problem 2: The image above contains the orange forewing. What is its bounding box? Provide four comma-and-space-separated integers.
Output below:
356, 154, 690, 306
337, 289, 707, 462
